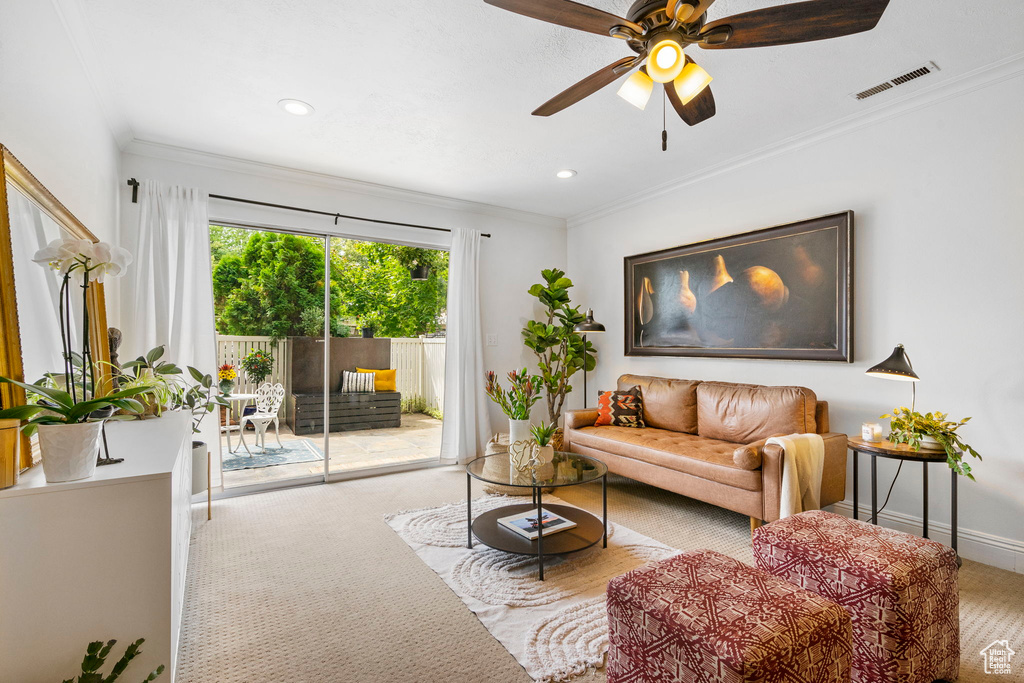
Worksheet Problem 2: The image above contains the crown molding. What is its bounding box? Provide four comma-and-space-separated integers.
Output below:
122, 139, 567, 230
567, 51, 1024, 228
50, 0, 135, 148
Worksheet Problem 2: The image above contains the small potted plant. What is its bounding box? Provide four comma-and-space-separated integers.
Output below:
530, 421, 557, 466
119, 345, 182, 416
174, 367, 230, 496
217, 364, 237, 395
240, 348, 274, 387
882, 406, 982, 480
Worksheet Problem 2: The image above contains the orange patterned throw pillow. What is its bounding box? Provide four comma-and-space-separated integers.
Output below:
595, 386, 645, 428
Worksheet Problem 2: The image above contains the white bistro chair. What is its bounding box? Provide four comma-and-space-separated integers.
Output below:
238, 383, 286, 455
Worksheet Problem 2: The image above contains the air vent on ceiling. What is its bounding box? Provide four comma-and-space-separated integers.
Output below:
851, 61, 940, 101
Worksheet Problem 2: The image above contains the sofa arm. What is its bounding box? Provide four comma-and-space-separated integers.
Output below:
565, 409, 599, 430
733, 435, 784, 470
761, 432, 849, 522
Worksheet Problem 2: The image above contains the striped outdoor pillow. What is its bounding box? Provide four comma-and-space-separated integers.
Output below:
342, 370, 375, 393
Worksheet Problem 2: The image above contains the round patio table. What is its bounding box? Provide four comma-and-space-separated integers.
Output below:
220, 392, 258, 455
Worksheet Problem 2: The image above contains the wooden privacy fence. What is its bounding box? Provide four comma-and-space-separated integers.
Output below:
390, 337, 446, 413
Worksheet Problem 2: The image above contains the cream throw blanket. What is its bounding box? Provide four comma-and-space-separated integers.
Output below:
766, 434, 825, 519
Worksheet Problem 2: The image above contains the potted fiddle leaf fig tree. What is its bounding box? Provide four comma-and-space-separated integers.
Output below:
522, 269, 595, 449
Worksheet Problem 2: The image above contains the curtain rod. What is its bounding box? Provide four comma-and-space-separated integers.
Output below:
125, 178, 491, 238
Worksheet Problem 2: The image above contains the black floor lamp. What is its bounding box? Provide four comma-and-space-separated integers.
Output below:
574, 309, 605, 409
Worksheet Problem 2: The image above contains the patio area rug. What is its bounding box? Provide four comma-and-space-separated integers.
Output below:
222, 439, 323, 471
385, 495, 679, 683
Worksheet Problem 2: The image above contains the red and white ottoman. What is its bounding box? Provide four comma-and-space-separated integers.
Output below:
752, 511, 959, 683
606, 549, 852, 683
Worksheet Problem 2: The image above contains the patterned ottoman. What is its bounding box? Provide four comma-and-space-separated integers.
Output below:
606, 549, 852, 683
752, 511, 959, 683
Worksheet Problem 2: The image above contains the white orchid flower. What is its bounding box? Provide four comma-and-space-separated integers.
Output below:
32, 237, 132, 283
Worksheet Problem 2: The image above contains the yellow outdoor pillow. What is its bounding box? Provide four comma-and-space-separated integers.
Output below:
356, 367, 397, 392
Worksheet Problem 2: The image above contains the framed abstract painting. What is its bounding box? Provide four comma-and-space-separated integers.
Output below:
624, 211, 853, 361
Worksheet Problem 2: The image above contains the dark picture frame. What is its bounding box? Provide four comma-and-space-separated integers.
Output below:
624, 211, 853, 361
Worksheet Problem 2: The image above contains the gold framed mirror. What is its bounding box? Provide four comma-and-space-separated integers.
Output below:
0, 144, 112, 479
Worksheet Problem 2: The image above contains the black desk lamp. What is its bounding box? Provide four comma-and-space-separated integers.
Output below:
574, 309, 605, 409
866, 343, 920, 410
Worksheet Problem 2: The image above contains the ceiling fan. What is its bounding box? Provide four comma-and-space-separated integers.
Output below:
484, 0, 891, 127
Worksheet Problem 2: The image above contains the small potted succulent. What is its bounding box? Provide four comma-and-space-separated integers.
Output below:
882, 406, 982, 480
530, 421, 557, 466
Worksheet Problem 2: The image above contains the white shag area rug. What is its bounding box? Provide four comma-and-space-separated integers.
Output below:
385, 495, 678, 683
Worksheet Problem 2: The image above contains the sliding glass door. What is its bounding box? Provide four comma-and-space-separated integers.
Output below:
208, 224, 447, 492
210, 224, 329, 490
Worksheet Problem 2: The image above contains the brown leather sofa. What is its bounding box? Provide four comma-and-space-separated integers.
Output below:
564, 375, 848, 530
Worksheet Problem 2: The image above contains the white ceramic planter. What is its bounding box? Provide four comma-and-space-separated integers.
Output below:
508, 418, 535, 473
191, 441, 209, 495
534, 444, 555, 466
38, 422, 102, 483
919, 434, 944, 451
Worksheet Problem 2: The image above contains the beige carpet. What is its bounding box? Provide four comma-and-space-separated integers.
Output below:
178, 467, 1024, 682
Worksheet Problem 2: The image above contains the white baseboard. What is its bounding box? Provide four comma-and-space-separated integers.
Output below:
827, 501, 1024, 574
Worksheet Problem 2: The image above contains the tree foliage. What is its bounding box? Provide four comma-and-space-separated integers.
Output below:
213, 231, 341, 339
332, 241, 448, 338
210, 226, 448, 340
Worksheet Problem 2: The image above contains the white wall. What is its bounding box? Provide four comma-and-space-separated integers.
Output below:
568, 72, 1024, 569
116, 144, 567, 431
0, 0, 121, 239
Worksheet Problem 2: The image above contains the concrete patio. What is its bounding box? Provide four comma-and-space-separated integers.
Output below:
220, 412, 442, 488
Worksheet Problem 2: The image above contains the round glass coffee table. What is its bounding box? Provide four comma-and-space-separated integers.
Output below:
466, 451, 608, 580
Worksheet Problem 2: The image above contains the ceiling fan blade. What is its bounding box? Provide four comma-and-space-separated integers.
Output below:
699, 0, 890, 50
665, 76, 715, 126
484, 0, 643, 37
532, 56, 637, 117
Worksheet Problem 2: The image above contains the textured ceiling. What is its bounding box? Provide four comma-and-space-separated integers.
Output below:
73, 0, 1024, 219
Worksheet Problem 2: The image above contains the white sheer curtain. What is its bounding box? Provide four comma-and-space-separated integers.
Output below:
440, 228, 491, 464
119, 180, 219, 464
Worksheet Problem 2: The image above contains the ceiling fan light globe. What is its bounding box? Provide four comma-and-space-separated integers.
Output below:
646, 39, 685, 83
617, 70, 654, 110
673, 61, 713, 105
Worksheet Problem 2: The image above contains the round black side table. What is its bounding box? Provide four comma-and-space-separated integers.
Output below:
848, 436, 960, 565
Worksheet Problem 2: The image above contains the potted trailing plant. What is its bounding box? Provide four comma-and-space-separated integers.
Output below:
882, 406, 982, 480
174, 366, 230, 496
62, 638, 163, 683
485, 368, 543, 472
530, 421, 557, 466
522, 269, 595, 449
240, 348, 274, 386
119, 345, 182, 416
217, 364, 237, 395
0, 237, 138, 482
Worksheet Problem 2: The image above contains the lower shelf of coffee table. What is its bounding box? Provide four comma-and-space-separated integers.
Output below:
471, 503, 604, 556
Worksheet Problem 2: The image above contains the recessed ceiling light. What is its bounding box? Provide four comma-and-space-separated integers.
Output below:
556, 169, 577, 179
278, 99, 314, 116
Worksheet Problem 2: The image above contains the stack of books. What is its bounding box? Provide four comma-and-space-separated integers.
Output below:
497, 508, 577, 540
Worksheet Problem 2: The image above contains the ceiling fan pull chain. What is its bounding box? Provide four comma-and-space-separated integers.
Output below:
662, 88, 668, 151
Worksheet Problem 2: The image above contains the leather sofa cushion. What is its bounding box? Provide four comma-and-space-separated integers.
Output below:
617, 374, 700, 434
571, 425, 762, 492
697, 382, 817, 444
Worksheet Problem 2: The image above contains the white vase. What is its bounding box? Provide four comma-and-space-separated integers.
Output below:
508, 418, 535, 473
192, 441, 209, 495
919, 434, 944, 451
38, 422, 102, 483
